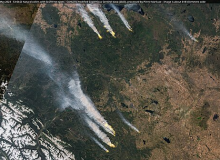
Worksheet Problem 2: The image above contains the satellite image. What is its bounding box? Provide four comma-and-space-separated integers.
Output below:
0, 1, 220, 160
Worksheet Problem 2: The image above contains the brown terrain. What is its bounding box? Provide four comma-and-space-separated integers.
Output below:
0, 4, 39, 25
36, 4, 220, 159
0, 3, 220, 160
97, 35, 220, 159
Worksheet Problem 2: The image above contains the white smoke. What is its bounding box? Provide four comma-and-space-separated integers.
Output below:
18, 35, 115, 150
117, 110, 140, 133
173, 20, 198, 42
87, 4, 115, 37
110, 4, 132, 31
0, 17, 28, 42
0, 16, 52, 65
183, 28, 198, 42
22, 36, 53, 65
76, 4, 102, 39
1, 4, 117, 151
67, 73, 115, 136
91, 137, 109, 152
165, 10, 198, 42
83, 115, 114, 147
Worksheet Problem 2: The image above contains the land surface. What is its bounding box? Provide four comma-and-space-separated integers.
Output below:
0, 3, 220, 160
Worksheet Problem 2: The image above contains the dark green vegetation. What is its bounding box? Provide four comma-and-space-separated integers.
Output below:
205, 40, 220, 76
0, 24, 33, 99
66, 4, 220, 159
48, 110, 151, 160
71, 4, 220, 104
1, 3, 220, 160
42, 5, 60, 25
71, 5, 169, 102
0, 4, 38, 97
36, 4, 220, 160
0, 35, 23, 82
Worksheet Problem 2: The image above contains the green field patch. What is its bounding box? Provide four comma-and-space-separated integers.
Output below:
191, 101, 211, 130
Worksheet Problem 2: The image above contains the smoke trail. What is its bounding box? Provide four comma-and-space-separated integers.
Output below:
22, 41, 116, 138
22, 40, 116, 148
83, 115, 115, 148
0, 16, 52, 65
183, 28, 198, 42
1, 6, 116, 150
22, 36, 53, 65
110, 4, 132, 31
161, 7, 198, 42
87, 4, 116, 38
117, 110, 140, 133
171, 17, 198, 42
76, 4, 102, 39
19, 29, 115, 146
91, 137, 109, 152
26, 53, 116, 138
49, 71, 116, 137
68, 73, 116, 136
0, 17, 28, 42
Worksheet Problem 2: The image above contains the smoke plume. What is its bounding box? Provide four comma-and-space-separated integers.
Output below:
76, 4, 102, 39
87, 4, 116, 37
117, 110, 140, 133
110, 4, 132, 31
